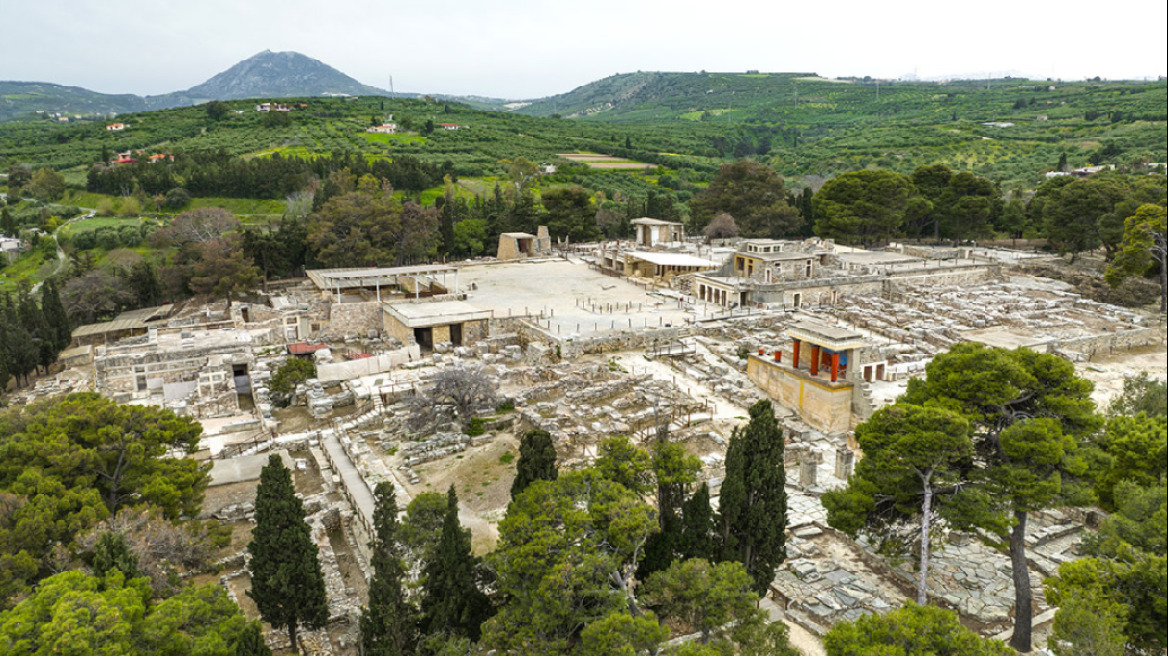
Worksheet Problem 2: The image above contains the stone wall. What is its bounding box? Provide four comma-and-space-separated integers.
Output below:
1055, 326, 1163, 360
563, 326, 683, 358
316, 345, 423, 382
747, 356, 854, 433
322, 301, 383, 340
886, 264, 997, 287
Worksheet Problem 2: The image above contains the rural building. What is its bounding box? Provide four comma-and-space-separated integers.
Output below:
0, 237, 22, 261
105, 123, 125, 131
367, 124, 397, 134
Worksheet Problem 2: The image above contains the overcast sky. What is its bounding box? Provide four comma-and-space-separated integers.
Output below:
2, 0, 1164, 99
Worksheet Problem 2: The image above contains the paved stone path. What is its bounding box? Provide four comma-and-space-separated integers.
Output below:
321, 430, 377, 530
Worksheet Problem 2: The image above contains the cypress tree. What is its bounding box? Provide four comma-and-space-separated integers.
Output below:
510, 429, 558, 501
91, 531, 139, 578
719, 399, 788, 596
419, 486, 490, 641
247, 454, 329, 653
0, 206, 15, 237
678, 482, 718, 562
17, 289, 52, 374
4, 292, 39, 385
41, 280, 71, 352
638, 426, 701, 578
360, 481, 417, 656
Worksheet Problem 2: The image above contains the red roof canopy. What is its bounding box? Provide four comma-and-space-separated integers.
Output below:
287, 342, 328, 355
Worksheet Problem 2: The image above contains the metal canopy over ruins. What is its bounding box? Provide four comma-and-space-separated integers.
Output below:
308, 265, 460, 301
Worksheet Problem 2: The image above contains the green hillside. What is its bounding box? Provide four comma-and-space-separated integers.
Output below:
2, 75, 1165, 192
0, 81, 148, 122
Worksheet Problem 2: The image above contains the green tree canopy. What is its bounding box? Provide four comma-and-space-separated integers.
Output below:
542, 185, 600, 243
902, 343, 1100, 651
813, 169, 915, 245
642, 558, 797, 654
823, 403, 972, 603
1046, 479, 1167, 656
689, 160, 802, 237
308, 180, 438, 267
0, 393, 206, 520
0, 570, 252, 656
823, 602, 1013, 656
484, 470, 657, 654
1105, 203, 1167, 312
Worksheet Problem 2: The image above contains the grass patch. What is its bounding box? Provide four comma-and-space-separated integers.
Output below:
498, 452, 515, 465
466, 417, 486, 437
188, 197, 286, 215
0, 249, 52, 292
358, 132, 427, 146
60, 216, 144, 235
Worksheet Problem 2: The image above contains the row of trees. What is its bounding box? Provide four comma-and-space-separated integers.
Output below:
85, 149, 449, 199
823, 345, 1165, 653
0, 282, 70, 391
245, 399, 792, 655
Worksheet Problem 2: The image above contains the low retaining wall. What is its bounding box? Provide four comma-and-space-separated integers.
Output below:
322, 301, 383, 339
1055, 326, 1163, 360
315, 345, 423, 382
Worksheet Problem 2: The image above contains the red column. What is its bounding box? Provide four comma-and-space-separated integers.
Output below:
810, 345, 820, 376
758, 347, 765, 356
831, 352, 840, 382
792, 340, 801, 368
774, 350, 782, 362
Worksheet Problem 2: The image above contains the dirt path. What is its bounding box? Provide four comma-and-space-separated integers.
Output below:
1076, 342, 1167, 408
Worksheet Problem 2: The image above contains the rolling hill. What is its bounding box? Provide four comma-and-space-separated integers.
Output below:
0, 51, 413, 121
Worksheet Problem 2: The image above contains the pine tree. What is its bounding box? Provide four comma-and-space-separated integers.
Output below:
510, 429, 558, 500
719, 399, 788, 596
679, 482, 718, 561
247, 454, 329, 653
233, 621, 272, 656
360, 481, 417, 656
419, 486, 490, 641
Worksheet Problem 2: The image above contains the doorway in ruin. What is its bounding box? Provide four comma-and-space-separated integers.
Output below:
232, 363, 254, 411
414, 327, 434, 351
449, 323, 463, 347
792, 293, 802, 308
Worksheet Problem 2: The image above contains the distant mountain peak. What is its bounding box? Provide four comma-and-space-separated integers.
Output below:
178, 50, 383, 101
